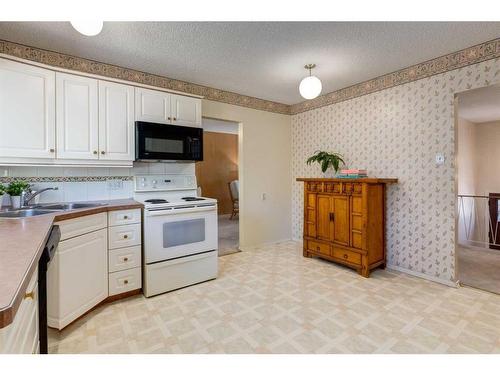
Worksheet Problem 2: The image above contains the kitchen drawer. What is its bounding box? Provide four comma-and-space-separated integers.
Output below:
0, 267, 38, 354
332, 247, 361, 265
108, 267, 142, 296
108, 209, 141, 227
58, 212, 107, 241
307, 240, 330, 256
108, 223, 141, 250
108, 245, 141, 273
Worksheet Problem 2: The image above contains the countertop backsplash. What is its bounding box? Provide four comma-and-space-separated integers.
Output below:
0, 162, 195, 206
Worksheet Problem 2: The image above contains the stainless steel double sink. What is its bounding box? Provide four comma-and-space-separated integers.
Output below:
0, 202, 108, 218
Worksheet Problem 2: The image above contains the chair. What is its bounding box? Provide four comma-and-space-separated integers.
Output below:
228, 180, 239, 220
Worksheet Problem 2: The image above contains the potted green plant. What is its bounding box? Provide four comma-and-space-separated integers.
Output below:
306, 151, 345, 177
6, 181, 30, 209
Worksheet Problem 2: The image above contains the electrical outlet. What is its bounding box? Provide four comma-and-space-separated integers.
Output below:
107, 180, 123, 190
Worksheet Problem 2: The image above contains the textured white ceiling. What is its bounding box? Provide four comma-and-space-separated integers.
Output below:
458, 84, 500, 123
0, 22, 499, 104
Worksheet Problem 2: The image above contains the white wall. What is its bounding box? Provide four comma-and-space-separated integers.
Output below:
202, 99, 292, 248
473, 120, 500, 195
202, 118, 239, 134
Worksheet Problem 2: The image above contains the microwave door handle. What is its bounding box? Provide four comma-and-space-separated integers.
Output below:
186, 137, 192, 155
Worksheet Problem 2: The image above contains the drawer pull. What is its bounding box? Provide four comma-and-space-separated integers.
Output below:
343, 254, 348, 259
123, 215, 128, 219
123, 234, 128, 239
24, 291, 35, 300
124, 280, 129, 284
123, 257, 128, 262
316, 246, 320, 251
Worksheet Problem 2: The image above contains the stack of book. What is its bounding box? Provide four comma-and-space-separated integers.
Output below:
337, 169, 368, 178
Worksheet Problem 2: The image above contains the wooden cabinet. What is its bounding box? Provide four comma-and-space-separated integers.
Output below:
0, 267, 39, 354
56, 72, 99, 160
170, 93, 202, 127
135, 87, 171, 124
98, 81, 135, 161
0, 59, 55, 159
298, 178, 397, 277
47, 215, 108, 330
135, 87, 202, 127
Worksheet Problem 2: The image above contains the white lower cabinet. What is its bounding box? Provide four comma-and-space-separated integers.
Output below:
47, 227, 108, 330
0, 267, 39, 354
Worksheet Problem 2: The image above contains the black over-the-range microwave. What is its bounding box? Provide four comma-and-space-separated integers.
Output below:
135, 121, 203, 162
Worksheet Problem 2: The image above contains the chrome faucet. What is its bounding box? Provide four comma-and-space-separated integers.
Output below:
21, 187, 59, 207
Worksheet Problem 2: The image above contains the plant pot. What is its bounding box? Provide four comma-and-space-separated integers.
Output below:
10, 195, 21, 209
322, 169, 337, 178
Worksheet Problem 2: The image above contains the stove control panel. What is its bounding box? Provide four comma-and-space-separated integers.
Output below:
134, 175, 197, 192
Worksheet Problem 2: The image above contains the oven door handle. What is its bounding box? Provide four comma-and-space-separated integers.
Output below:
146, 205, 217, 216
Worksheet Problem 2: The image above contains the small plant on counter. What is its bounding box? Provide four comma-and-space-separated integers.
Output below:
306, 151, 345, 174
6, 181, 30, 197
0, 184, 5, 195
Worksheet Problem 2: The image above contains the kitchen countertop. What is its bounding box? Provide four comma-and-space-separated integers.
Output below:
0, 199, 143, 329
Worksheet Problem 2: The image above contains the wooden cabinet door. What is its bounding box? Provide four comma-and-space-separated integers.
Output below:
47, 228, 108, 330
0, 59, 55, 159
135, 87, 171, 124
56, 72, 99, 160
170, 94, 202, 127
98, 81, 135, 161
332, 195, 350, 246
316, 194, 334, 241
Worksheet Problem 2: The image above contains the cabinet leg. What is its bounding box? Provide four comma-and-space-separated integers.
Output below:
358, 266, 369, 278
303, 250, 312, 258
380, 262, 386, 270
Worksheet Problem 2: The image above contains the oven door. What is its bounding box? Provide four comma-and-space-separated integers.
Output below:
144, 205, 218, 264
135, 121, 203, 161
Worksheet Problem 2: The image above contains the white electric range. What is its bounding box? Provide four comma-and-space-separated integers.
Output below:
134, 174, 218, 297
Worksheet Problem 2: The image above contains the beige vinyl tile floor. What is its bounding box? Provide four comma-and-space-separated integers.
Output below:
48, 241, 500, 354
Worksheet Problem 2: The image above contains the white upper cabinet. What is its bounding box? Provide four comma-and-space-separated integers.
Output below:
56, 72, 99, 160
135, 87, 171, 124
98, 81, 135, 161
170, 93, 202, 127
0, 59, 56, 158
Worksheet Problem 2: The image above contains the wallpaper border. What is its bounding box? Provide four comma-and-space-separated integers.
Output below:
290, 38, 500, 114
1, 37, 499, 116
0, 176, 133, 183
0, 39, 291, 115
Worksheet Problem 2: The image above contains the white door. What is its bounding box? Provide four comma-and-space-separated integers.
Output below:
144, 206, 218, 264
56, 72, 99, 160
0, 59, 55, 158
47, 228, 108, 330
135, 87, 171, 124
98, 81, 135, 161
170, 94, 201, 127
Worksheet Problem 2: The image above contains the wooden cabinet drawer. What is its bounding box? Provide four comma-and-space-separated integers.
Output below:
307, 240, 330, 256
332, 247, 361, 265
108, 223, 141, 250
108, 209, 141, 227
324, 182, 341, 194
108, 245, 141, 273
108, 267, 142, 296
307, 181, 322, 192
58, 212, 107, 241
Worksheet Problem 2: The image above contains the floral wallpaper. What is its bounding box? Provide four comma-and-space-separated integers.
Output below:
291, 58, 500, 283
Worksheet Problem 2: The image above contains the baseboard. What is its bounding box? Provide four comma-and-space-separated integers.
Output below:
386, 264, 459, 288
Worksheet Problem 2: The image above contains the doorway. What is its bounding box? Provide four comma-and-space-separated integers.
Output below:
455, 84, 500, 294
196, 117, 240, 256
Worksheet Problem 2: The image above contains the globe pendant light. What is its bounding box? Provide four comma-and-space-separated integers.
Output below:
299, 64, 322, 100
70, 21, 103, 36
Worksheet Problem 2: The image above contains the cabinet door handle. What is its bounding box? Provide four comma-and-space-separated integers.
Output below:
173, 117, 177, 121
49, 149, 55, 153
24, 290, 35, 300
123, 215, 128, 219
123, 257, 128, 262
168, 117, 172, 121
123, 234, 128, 239
93, 150, 98, 155
124, 280, 129, 285
329, 212, 335, 221
101, 151, 106, 155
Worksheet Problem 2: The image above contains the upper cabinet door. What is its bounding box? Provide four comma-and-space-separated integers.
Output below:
135, 87, 171, 124
171, 94, 202, 127
56, 73, 99, 160
0, 59, 56, 158
98, 81, 135, 161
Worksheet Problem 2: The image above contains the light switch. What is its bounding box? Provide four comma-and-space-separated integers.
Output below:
262, 193, 267, 201
435, 153, 445, 165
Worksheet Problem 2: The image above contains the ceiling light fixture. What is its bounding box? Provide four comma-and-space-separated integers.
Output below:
299, 64, 322, 100
70, 20, 103, 36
